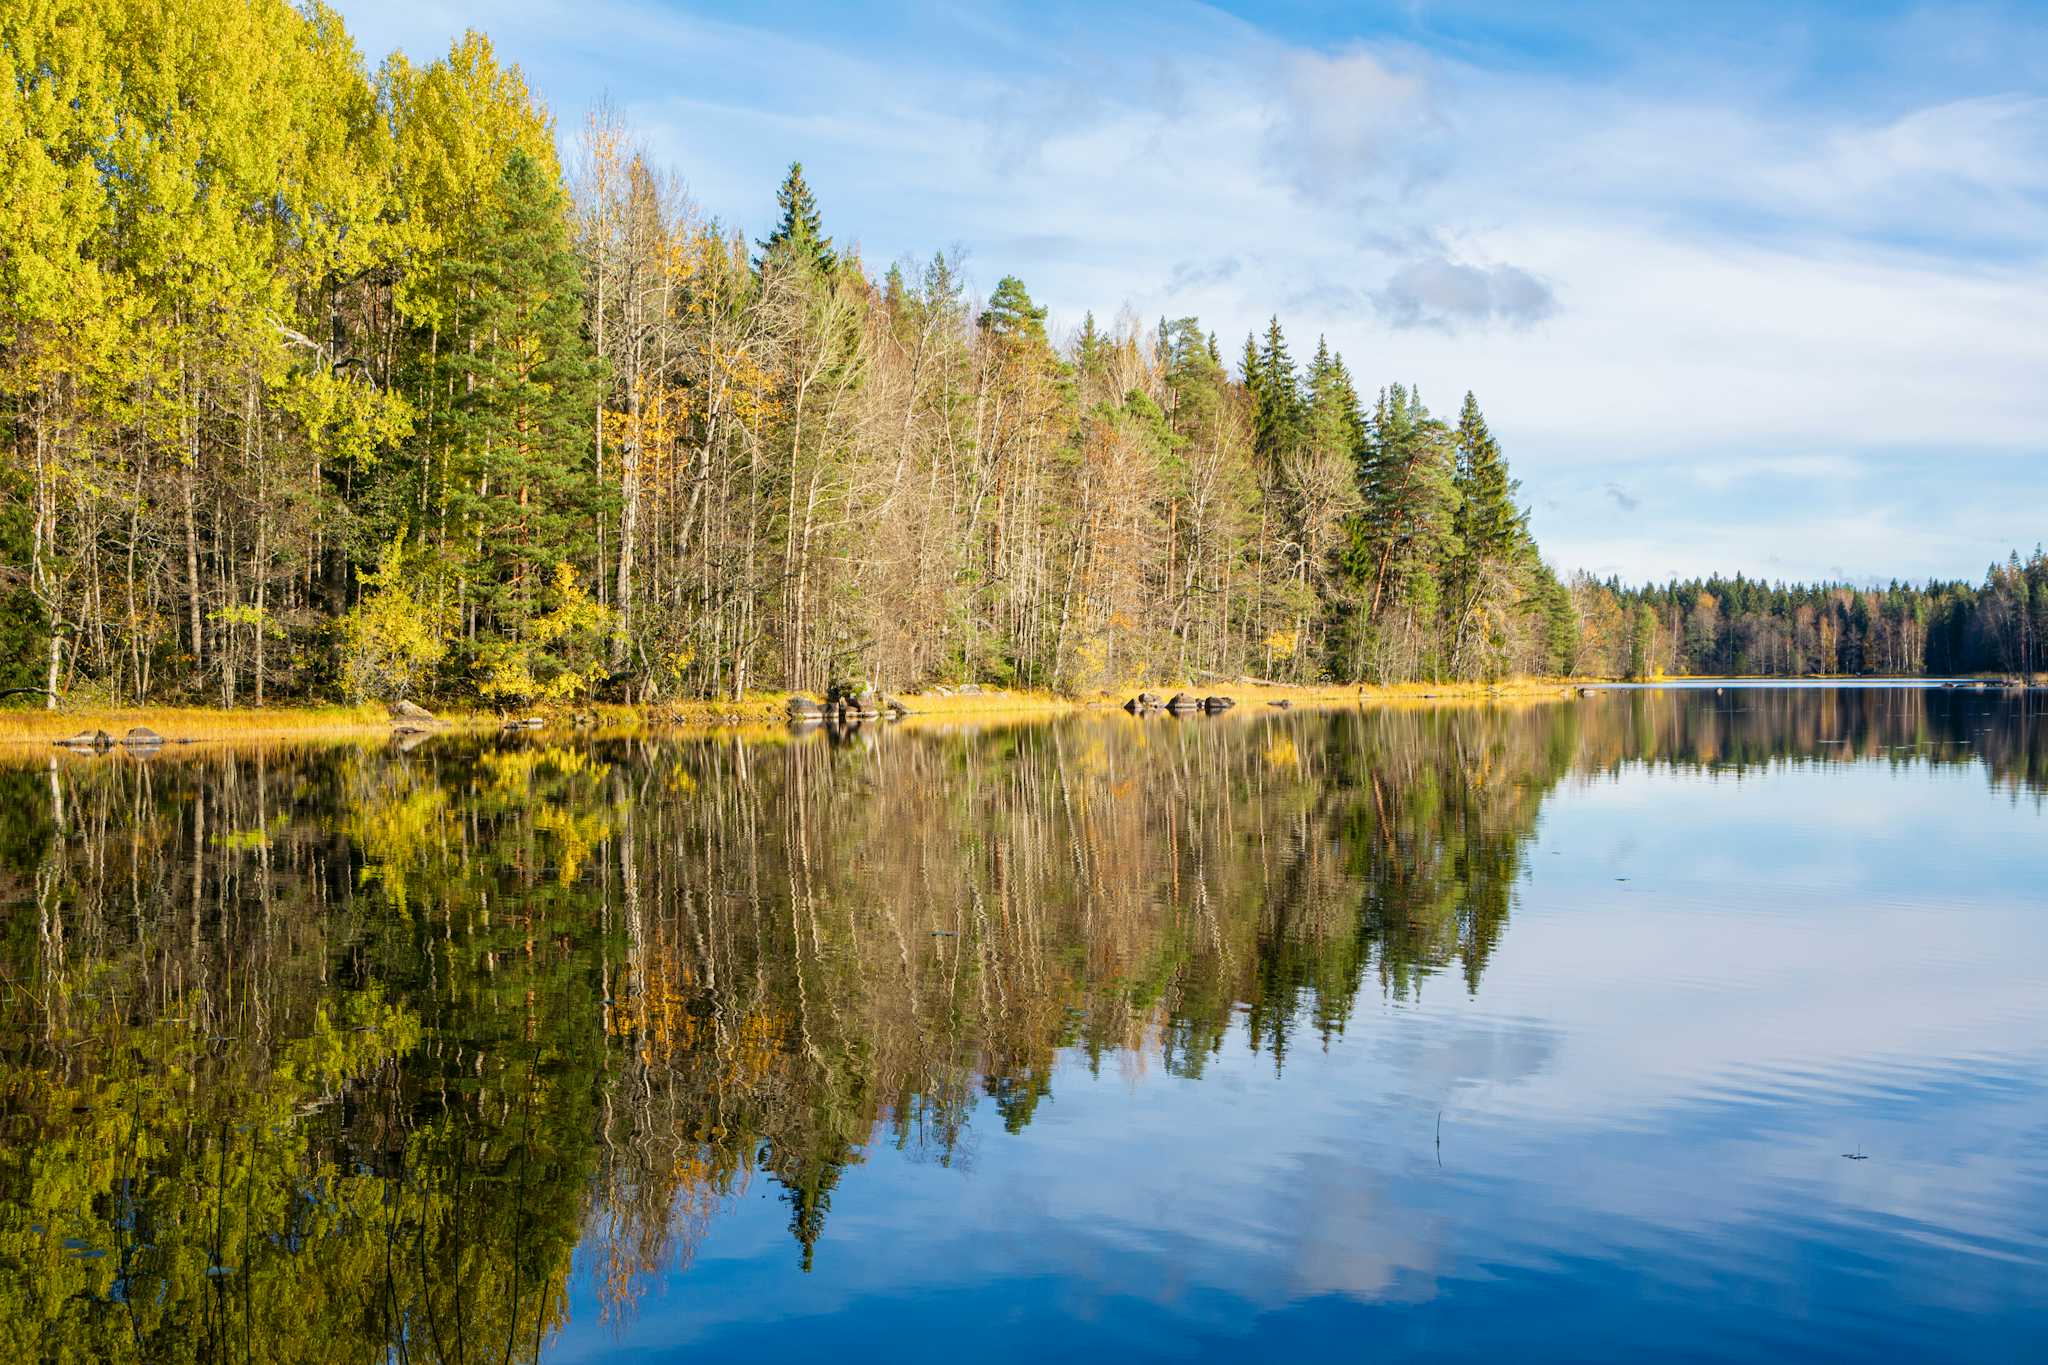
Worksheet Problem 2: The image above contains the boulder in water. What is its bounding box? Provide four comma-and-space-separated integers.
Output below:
389, 699, 435, 723
122, 726, 164, 746
55, 729, 113, 750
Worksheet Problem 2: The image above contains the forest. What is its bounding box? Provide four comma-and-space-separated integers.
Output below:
2, 2, 2040, 708
1586, 553, 2048, 682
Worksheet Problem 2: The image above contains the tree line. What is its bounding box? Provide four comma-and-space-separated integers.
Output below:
5, 4, 2035, 709
3, 3, 1571, 709
1566, 550, 2047, 680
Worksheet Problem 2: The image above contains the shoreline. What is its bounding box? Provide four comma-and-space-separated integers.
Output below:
25, 672, 2030, 749
0, 679, 1588, 747
11, 673, 2030, 748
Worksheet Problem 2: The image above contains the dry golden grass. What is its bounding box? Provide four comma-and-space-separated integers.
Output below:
0, 703, 490, 746
1, 677, 1587, 750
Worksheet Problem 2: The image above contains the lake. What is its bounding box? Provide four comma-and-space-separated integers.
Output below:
2, 685, 2044, 1362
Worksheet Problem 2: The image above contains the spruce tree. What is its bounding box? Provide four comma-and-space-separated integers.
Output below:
1345, 383, 1461, 677
1452, 392, 1522, 570
1077, 311, 1108, 393
1238, 332, 1261, 394
1303, 337, 1365, 460
441, 148, 605, 644
757, 161, 835, 272
1250, 316, 1302, 463
1446, 392, 1528, 676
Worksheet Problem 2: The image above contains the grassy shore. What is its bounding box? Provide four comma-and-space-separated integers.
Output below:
0, 677, 1586, 747
0, 703, 491, 745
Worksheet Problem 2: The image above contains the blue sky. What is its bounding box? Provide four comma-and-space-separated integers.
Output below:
333, 0, 2048, 585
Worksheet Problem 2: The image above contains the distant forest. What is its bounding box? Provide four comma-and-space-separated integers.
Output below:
1598, 553, 2047, 681
1, 3, 2040, 705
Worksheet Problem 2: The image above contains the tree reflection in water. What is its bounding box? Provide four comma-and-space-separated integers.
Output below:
0, 687, 2037, 1360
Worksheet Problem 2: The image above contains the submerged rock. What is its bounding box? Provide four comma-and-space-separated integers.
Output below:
56, 729, 113, 750
122, 726, 164, 746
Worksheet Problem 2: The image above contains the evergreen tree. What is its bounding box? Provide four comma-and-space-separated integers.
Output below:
1452, 393, 1520, 569
441, 148, 605, 647
757, 161, 835, 272
1303, 338, 1365, 460
1445, 392, 1528, 675
1248, 315, 1302, 464
978, 274, 1049, 345
1344, 384, 1462, 678
881, 262, 906, 317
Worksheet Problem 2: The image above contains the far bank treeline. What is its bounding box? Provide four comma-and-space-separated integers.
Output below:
3, 4, 2041, 710
1607, 555, 2047, 681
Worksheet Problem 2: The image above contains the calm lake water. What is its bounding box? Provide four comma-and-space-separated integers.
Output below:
3, 686, 2044, 1362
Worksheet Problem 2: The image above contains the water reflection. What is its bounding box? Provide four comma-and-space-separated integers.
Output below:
0, 687, 2042, 1361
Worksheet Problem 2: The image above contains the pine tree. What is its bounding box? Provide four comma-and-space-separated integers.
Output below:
978, 275, 1048, 345
757, 161, 834, 272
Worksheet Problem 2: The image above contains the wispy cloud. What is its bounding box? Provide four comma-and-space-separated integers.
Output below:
1166, 256, 1243, 292
1260, 46, 1444, 204
1372, 256, 1557, 331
